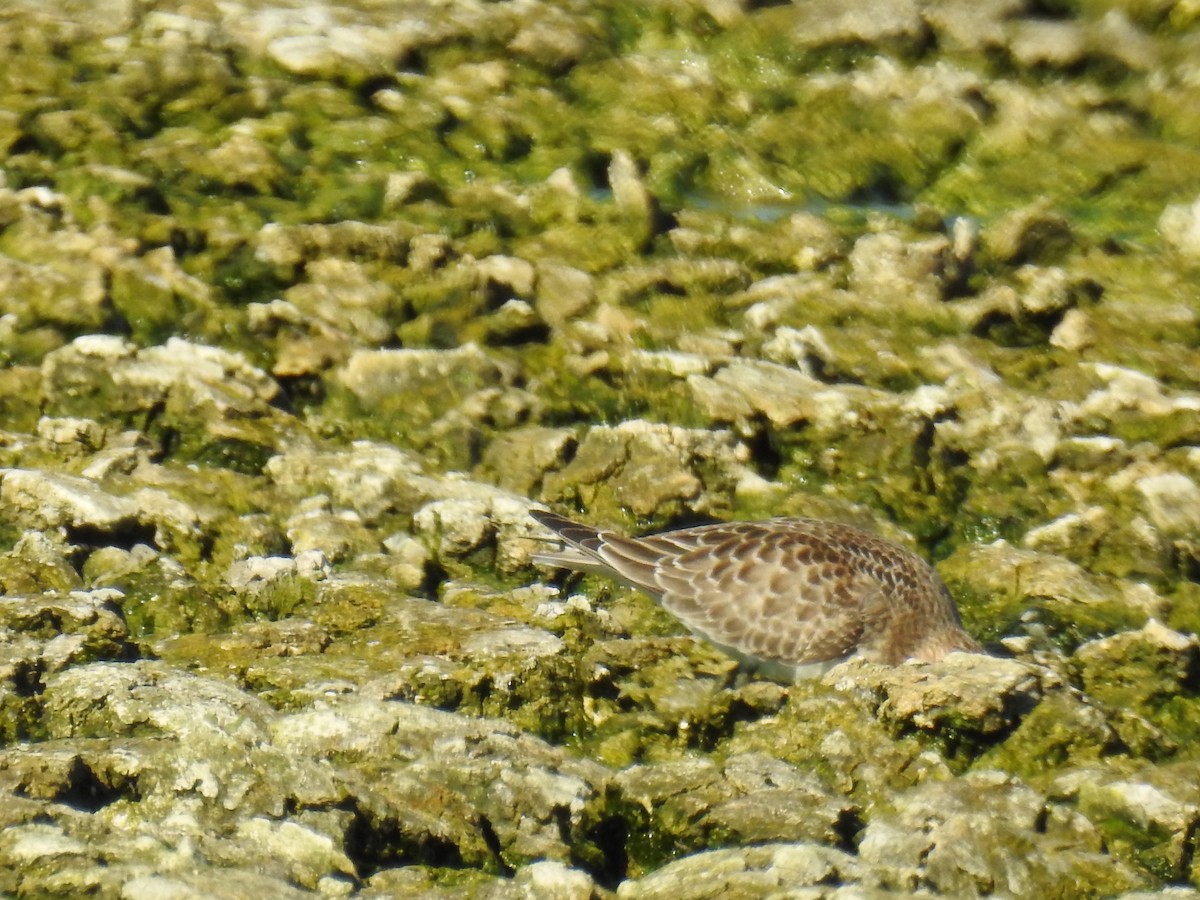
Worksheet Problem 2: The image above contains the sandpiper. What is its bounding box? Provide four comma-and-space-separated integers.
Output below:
531, 510, 981, 680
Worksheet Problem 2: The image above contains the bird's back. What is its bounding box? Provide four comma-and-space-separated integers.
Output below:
531, 510, 979, 677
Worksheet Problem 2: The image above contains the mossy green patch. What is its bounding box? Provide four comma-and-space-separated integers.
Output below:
0, 544, 83, 595
1166, 582, 1200, 638
1078, 782, 1192, 883
85, 554, 230, 641
977, 692, 1125, 780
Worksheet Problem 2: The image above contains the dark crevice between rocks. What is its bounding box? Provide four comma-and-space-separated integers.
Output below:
9, 658, 44, 699
141, 401, 172, 458
100, 271, 138, 340
66, 523, 159, 558
1034, 804, 1050, 835
685, 692, 769, 750
833, 806, 865, 853
892, 718, 1024, 772
994, 674, 1045, 732
1179, 645, 1200, 696
356, 75, 399, 107
420, 558, 450, 600
1181, 547, 1200, 587
486, 321, 551, 347
66, 522, 162, 583
584, 670, 622, 705
1179, 816, 1197, 882
845, 168, 910, 210
744, 416, 783, 481
395, 46, 429, 76
972, 307, 1068, 348
44, 756, 134, 813
274, 374, 324, 418
476, 815, 514, 877
551, 804, 573, 847
661, 510, 721, 533
910, 418, 958, 555
191, 438, 278, 476
481, 278, 522, 313
342, 804, 466, 879
580, 151, 611, 195
912, 417, 937, 475
468, 674, 494, 707
5, 134, 47, 167
1083, 161, 1146, 199
576, 814, 628, 890
557, 435, 580, 468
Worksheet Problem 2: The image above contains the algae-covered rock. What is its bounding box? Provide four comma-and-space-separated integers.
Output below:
119, 872, 316, 900
1134, 472, 1200, 539
848, 231, 955, 308
265, 441, 550, 576
0, 660, 604, 891
40, 660, 275, 742
271, 698, 612, 872
0, 530, 84, 594
266, 440, 427, 521
616, 842, 873, 900
84, 544, 227, 638
0, 587, 136, 744
1072, 621, 1200, 753
282, 496, 383, 566
858, 771, 1144, 897
937, 541, 1164, 648
359, 859, 597, 899
540, 420, 755, 522
824, 654, 1054, 751
0, 468, 140, 535
953, 266, 1098, 346
109, 246, 216, 345
333, 343, 514, 459
978, 691, 1124, 780
282, 257, 397, 345
4, 0, 1200, 893
612, 752, 857, 876
1072, 364, 1200, 450
759, 325, 837, 378
0, 588, 134, 673
1077, 777, 1199, 882
0, 200, 115, 335
477, 426, 577, 497
414, 490, 545, 575
688, 360, 833, 429
983, 201, 1075, 266
722, 676, 954, 811
40, 336, 287, 472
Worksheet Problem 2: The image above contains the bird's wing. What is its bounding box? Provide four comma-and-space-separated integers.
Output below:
532, 512, 872, 667
640, 522, 872, 667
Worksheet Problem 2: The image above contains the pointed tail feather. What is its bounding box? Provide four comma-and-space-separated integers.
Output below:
529, 509, 665, 598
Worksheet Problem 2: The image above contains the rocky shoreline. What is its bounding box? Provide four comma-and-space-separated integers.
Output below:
3, 0, 1200, 896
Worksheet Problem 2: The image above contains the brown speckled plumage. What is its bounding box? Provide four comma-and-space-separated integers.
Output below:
531, 510, 981, 680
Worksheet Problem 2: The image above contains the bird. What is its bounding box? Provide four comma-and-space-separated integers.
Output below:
530, 509, 981, 681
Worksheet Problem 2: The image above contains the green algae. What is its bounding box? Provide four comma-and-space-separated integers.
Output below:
0, 536, 82, 595
1074, 627, 1200, 754
89, 558, 228, 640
977, 692, 1125, 780
1078, 783, 1192, 884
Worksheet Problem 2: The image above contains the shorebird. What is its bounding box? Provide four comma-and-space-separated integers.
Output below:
530, 510, 981, 680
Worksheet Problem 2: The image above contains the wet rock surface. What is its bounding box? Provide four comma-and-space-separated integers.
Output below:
2, 0, 1200, 896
